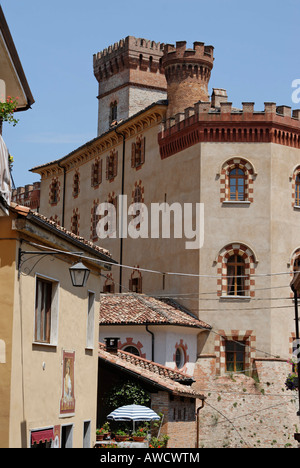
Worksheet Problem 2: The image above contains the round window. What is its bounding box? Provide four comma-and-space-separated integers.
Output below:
175, 347, 185, 369
123, 345, 140, 356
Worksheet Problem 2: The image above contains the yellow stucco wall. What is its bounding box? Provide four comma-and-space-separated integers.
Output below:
0, 212, 101, 448
0, 215, 17, 447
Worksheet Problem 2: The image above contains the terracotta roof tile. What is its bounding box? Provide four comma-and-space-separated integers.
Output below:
10, 202, 112, 258
98, 343, 205, 399
99, 293, 211, 329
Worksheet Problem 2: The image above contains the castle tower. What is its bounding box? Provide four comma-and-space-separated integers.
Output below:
162, 41, 214, 118
93, 36, 167, 136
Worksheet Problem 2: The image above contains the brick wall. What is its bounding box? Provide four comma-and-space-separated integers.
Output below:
151, 391, 197, 448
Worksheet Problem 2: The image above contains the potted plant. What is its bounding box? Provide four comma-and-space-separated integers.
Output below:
149, 434, 170, 448
102, 422, 111, 439
96, 427, 105, 441
0, 96, 19, 130
285, 372, 299, 391
115, 429, 128, 442
132, 427, 147, 442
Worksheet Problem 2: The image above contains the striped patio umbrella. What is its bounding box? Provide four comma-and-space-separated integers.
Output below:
107, 404, 160, 433
107, 404, 160, 422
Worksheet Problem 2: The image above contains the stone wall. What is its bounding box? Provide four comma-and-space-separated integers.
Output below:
193, 357, 299, 448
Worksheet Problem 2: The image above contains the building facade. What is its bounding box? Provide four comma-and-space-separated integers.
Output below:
30, 36, 300, 447
0, 198, 113, 448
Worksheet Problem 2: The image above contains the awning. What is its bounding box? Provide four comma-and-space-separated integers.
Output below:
31, 429, 54, 445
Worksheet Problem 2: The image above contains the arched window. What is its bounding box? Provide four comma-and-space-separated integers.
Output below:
134, 186, 142, 204
219, 158, 256, 204
50, 179, 59, 205
131, 136, 145, 168
295, 174, 300, 206
102, 275, 115, 293
91, 200, 100, 240
110, 101, 118, 124
91, 159, 102, 187
73, 172, 79, 197
227, 254, 246, 296
229, 168, 246, 201
217, 243, 257, 298
129, 270, 142, 293
71, 212, 79, 236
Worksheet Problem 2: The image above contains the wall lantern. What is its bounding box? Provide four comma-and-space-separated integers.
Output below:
69, 261, 90, 287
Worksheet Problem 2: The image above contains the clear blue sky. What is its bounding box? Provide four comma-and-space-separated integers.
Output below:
1, 0, 299, 187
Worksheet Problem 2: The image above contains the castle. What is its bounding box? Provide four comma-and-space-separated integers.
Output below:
29, 36, 300, 447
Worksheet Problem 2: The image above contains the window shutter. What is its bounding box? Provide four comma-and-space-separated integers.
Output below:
131, 143, 136, 167
140, 137, 145, 164
129, 278, 133, 292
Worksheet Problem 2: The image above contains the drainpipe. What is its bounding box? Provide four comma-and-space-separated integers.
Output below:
146, 325, 154, 362
196, 399, 205, 448
114, 127, 125, 293
58, 162, 66, 227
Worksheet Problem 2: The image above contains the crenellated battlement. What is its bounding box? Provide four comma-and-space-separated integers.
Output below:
162, 41, 214, 118
159, 100, 300, 159
94, 36, 164, 61
162, 41, 214, 67
93, 36, 165, 82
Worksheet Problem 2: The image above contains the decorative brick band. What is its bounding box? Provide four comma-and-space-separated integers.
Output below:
71, 208, 80, 235
288, 248, 300, 297
49, 177, 60, 205
291, 165, 300, 207
73, 170, 80, 198
132, 180, 145, 204
90, 198, 100, 241
219, 158, 256, 203
103, 273, 115, 293
215, 330, 256, 375
216, 243, 257, 297
119, 337, 146, 359
173, 339, 189, 374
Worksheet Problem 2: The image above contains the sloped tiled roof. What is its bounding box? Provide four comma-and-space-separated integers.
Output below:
99, 293, 211, 329
10, 202, 112, 260
98, 343, 205, 399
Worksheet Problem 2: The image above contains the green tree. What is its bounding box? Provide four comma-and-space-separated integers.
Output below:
106, 380, 150, 409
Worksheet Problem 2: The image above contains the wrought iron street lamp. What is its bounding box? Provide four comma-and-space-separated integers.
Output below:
18, 248, 90, 288
69, 261, 90, 287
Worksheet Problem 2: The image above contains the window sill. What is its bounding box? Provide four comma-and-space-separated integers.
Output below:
294, 205, 300, 210
32, 341, 57, 349
220, 295, 251, 301
222, 201, 251, 206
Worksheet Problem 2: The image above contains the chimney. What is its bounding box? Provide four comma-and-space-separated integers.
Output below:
104, 337, 120, 354
211, 88, 228, 108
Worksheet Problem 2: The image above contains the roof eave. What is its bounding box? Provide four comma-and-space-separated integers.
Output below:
0, 6, 34, 109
